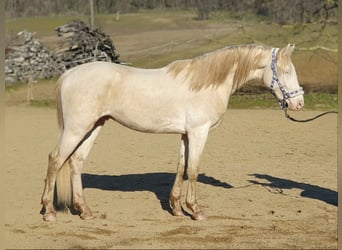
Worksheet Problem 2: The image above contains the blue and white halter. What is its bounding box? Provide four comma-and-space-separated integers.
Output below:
270, 48, 304, 109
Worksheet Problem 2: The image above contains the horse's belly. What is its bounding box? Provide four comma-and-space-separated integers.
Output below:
110, 107, 187, 134
113, 116, 186, 134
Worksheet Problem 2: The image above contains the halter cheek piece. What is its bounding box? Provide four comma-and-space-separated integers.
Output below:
270, 48, 304, 109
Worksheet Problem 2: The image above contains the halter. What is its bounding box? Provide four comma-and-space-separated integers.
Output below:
270, 48, 304, 109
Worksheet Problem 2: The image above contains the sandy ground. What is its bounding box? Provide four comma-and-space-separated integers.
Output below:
4, 105, 337, 249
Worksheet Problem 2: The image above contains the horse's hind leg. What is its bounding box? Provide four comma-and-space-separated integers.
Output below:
69, 122, 103, 220
41, 131, 85, 221
170, 134, 188, 216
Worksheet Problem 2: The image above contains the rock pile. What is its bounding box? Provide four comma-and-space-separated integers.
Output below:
5, 21, 121, 84
55, 20, 121, 69
5, 30, 65, 84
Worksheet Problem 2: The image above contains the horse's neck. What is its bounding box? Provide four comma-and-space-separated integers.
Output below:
229, 50, 271, 94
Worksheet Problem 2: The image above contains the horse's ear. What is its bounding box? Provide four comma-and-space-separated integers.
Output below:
280, 44, 295, 58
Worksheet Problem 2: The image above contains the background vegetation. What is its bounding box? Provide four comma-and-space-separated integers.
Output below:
5, 0, 338, 24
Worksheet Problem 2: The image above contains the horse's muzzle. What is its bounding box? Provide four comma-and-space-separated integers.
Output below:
288, 96, 304, 111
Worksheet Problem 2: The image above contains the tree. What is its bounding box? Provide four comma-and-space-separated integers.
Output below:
195, 0, 211, 20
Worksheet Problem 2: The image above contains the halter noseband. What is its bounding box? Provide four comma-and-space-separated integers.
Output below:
270, 48, 304, 109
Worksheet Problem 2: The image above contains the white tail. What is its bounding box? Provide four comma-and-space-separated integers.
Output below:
56, 161, 72, 210
55, 74, 72, 210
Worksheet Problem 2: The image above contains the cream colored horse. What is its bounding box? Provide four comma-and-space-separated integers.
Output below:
41, 44, 304, 221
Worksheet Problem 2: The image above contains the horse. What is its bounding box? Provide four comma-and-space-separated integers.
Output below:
41, 43, 304, 222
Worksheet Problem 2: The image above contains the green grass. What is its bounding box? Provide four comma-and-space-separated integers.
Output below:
29, 99, 57, 108
6, 15, 87, 37
229, 93, 337, 110
5, 10, 203, 38
301, 93, 338, 110
95, 10, 206, 33
25, 92, 337, 111
5, 81, 26, 91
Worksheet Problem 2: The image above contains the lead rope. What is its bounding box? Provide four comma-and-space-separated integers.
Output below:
284, 109, 338, 122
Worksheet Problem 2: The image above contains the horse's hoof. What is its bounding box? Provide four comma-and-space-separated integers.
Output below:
43, 212, 56, 222
192, 211, 206, 221
80, 212, 93, 220
172, 209, 184, 216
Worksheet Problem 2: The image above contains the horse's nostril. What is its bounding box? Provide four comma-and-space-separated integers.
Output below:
297, 101, 304, 109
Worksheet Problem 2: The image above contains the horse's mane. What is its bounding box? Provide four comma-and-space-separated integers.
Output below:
167, 44, 273, 91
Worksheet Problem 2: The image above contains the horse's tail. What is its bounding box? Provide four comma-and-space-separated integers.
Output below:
56, 75, 64, 131
55, 73, 72, 210
56, 161, 72, 210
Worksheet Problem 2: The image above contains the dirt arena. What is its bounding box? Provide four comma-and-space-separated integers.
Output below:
4, 105, 337, 249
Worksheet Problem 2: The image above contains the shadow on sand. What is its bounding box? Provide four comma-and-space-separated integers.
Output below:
81, 171, 336, 216
82, 172, 233, 214
249, 173, 337, 206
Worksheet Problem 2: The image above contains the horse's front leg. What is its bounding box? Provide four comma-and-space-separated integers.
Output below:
170, 134, 188, 216
69, 156, 93, 220
185, 126, 209, 221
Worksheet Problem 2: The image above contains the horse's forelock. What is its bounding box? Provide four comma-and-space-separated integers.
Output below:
276, 50, 292, 75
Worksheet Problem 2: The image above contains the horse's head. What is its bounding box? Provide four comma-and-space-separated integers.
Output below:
263, 44, 304, 111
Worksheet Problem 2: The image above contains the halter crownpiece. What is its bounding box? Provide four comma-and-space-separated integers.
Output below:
270, 48, 304, 109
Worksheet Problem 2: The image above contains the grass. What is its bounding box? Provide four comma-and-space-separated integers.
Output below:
302, 93, 338, 110
95, 10, 206, 34
29, 99, 57, 108
5, 78, 337, 110
5, 15, 87, 35
229, 93, 337, 110
23, 93, 337, 111
5, 78, 337, 111
5, 10, 204, 41
25, 93, 337, 111
119, 17, 337, 71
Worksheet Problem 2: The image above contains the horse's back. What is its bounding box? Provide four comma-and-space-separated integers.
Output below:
62, 61, 126, 81
59, 62, 129, 95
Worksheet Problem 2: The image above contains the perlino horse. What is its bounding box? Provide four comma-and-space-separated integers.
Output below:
41, 44, 304, 221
